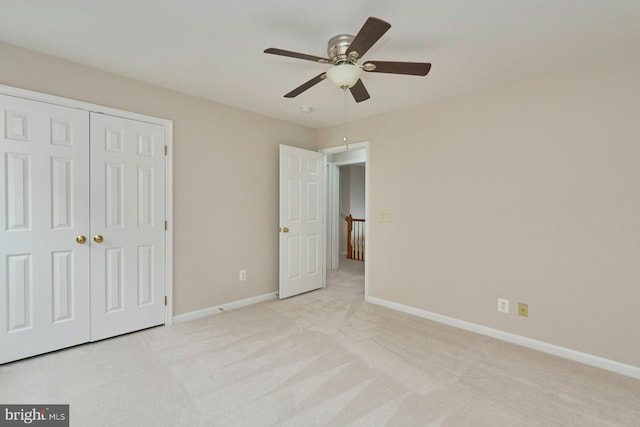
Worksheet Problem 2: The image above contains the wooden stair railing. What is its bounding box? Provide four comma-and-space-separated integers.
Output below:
346, 214, 365, 261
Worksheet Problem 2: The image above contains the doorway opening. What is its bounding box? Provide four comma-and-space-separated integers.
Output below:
321, 142, 369, 299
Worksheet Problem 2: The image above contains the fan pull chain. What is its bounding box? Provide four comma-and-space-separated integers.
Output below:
343, 88, 348, 143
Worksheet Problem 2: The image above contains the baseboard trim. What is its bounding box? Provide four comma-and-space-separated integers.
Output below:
173, 292, 277, 324
366, 296, 640, 380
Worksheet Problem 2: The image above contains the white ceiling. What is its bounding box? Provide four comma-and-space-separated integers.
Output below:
1, 1, 640, 128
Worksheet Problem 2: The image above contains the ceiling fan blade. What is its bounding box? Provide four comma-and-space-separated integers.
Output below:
346, 17, 391, 59
363, 61, 432, 76
349, 79, 370, 103
284, 73, 327, 98
264, 48, 330, 64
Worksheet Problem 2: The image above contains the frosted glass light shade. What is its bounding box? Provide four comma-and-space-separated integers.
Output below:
326, 64, 363, 89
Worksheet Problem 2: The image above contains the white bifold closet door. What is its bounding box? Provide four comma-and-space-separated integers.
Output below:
0, 94, 166, 364
0, 95, 91, 363
89, 113, 166, 341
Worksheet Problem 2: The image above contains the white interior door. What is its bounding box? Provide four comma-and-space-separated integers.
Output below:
89, 113, 166, 341
0, 94, 90, 363
279, 145, 324, 299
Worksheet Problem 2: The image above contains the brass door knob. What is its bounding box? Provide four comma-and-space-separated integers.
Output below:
281, 227, 289, 233
93, 235, 104, 243
76, 235, 87, 244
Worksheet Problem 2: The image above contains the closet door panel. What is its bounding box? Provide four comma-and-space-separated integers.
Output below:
90, 113, 166, 341
0, 94, 90, 364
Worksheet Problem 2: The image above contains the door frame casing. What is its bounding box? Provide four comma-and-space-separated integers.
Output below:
0, 84, 175, 326
326, 163, 340, 270
319, 141, 369, 299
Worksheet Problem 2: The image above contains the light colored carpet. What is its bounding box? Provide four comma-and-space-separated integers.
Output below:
1, 259, 639, 426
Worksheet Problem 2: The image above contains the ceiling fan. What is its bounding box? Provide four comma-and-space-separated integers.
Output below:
264, 17, 432, 103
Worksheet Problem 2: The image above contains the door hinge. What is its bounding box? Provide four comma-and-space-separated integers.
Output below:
164, 220, 167, 231
164, 145, 168, 156
164, 296, 167, 306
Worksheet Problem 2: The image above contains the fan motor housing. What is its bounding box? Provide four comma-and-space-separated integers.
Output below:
327, 34, 355, 64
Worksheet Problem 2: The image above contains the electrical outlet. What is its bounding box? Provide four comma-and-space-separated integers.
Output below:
518, 303, 528, 317
497, 298, 509, 314
239, 270, 247, 281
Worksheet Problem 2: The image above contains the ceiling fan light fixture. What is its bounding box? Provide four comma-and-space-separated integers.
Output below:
265, 17, 430, 100
326, 64, 362, 89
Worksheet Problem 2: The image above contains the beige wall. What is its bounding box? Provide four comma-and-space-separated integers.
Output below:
4, 39, 639, 368
318, 51, 640, 367
0, 41, 316, 316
